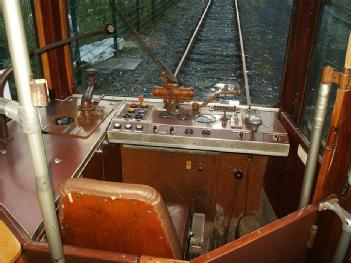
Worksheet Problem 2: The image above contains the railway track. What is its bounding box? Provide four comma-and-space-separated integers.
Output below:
175, 0, 250, 104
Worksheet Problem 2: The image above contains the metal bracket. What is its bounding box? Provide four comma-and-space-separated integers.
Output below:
319, 197, 351, 233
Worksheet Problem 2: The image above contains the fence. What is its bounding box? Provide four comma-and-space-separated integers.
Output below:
68, 0, 175, 85
0, 0, 175, 87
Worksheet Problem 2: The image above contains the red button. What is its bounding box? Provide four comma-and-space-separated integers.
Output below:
130, 103, 138, 108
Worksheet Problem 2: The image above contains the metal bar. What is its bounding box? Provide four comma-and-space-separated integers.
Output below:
319, 197, 351, 263
136, 0, 141, 32
1, 1, 65, 262
69, 0, 82, 85
299, 68, 333, 208
333, 231, 351, 263
109, 0, 177, 83
111, 0, 118, 52
33, 24, 112, 55
0, 98, 20, 122
174, 0, 212, 78
234, 0, 250, 105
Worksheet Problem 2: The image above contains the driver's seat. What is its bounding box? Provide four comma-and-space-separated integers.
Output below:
59, 178, 189, 259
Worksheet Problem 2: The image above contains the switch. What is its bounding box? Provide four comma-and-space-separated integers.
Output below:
135, 114, 142, 120
152, 125, 158, 134
125, 123, 132, 130
136, 124, 143, 131
114, 123, 121, 129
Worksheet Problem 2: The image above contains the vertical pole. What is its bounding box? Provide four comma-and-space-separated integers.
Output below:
151, 0, 156, 21
298, 66, 333, 208
69, 0, 81, 85
1, 1, 65, 262
136, 0, 141, 32
332, 231, 351, 263
111, 0, 118, 53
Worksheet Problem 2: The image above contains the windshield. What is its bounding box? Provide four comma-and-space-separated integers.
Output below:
0, 0, 293, 106
69, 0, 293, 106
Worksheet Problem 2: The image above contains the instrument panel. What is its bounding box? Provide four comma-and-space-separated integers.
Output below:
107, 99, 290, 156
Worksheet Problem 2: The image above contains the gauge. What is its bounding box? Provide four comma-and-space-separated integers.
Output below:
195, 114, 216, 123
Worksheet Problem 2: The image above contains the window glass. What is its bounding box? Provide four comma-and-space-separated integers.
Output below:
70, 0, 293, 106
301, 0, 351, 141
0, 0, 41, 99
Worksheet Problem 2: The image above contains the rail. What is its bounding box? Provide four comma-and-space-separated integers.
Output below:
174, 0, 212, 78
234, 0, 251, 105
174, 0, 251, 105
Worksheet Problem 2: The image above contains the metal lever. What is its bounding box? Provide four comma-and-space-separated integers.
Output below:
319, 197, 351, 263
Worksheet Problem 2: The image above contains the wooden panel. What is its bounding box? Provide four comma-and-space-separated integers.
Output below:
309, 87, 351, 262
191, 205, 318, 263
80, 150, 104, 180
0, 100, 115, 237
264, 112, 311, 217
23, 241, 138, 263
61, 193, 177, 259
215, 154, 267, 225
103, 143, 122, 182
313, 88, 351, 201
121, 146, 219, 218
140, 256, 189, 263
278, 0, 323, 124
33, 0, 74, 98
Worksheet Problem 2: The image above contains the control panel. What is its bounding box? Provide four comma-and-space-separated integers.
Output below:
107, 99, 290, 156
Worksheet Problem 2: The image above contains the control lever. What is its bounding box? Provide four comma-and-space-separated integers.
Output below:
192, 90, 240, 111
78, 68, 98, 120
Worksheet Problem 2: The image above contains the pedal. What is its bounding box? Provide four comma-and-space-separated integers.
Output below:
189, 213, 206, 257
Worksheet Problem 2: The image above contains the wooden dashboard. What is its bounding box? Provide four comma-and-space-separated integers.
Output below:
0, 95, 289, 240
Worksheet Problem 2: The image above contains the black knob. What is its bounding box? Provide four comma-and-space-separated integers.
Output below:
185, 128, 193, 135
152, 125, 158, 133
234, 170, 244, 180
202, 129, 211, 136
169, 126, 176, 135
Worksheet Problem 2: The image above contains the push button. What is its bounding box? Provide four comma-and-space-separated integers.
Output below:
136, 124, 143, 131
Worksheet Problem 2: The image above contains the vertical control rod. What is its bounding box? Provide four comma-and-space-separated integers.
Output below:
298, 66, 333, 208
1, 1, 65, 262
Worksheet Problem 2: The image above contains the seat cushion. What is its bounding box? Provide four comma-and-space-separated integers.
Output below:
167, 203, 190, 252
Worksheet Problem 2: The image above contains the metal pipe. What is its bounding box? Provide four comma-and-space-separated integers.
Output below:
1, 1, 65, 262
319, 198, 351, 263
0, 98, 20, 122
299, 72, 332, 208
234, 0, 251, 105
34, 23, 114, 55
333, 231, 351, 263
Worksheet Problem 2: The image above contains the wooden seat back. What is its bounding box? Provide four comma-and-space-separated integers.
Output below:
59, 178, 182, 259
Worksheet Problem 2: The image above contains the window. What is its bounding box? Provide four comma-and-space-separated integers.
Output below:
70, 0, 293, 106
301, 0, 351, 141
0, 0, 41, 99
